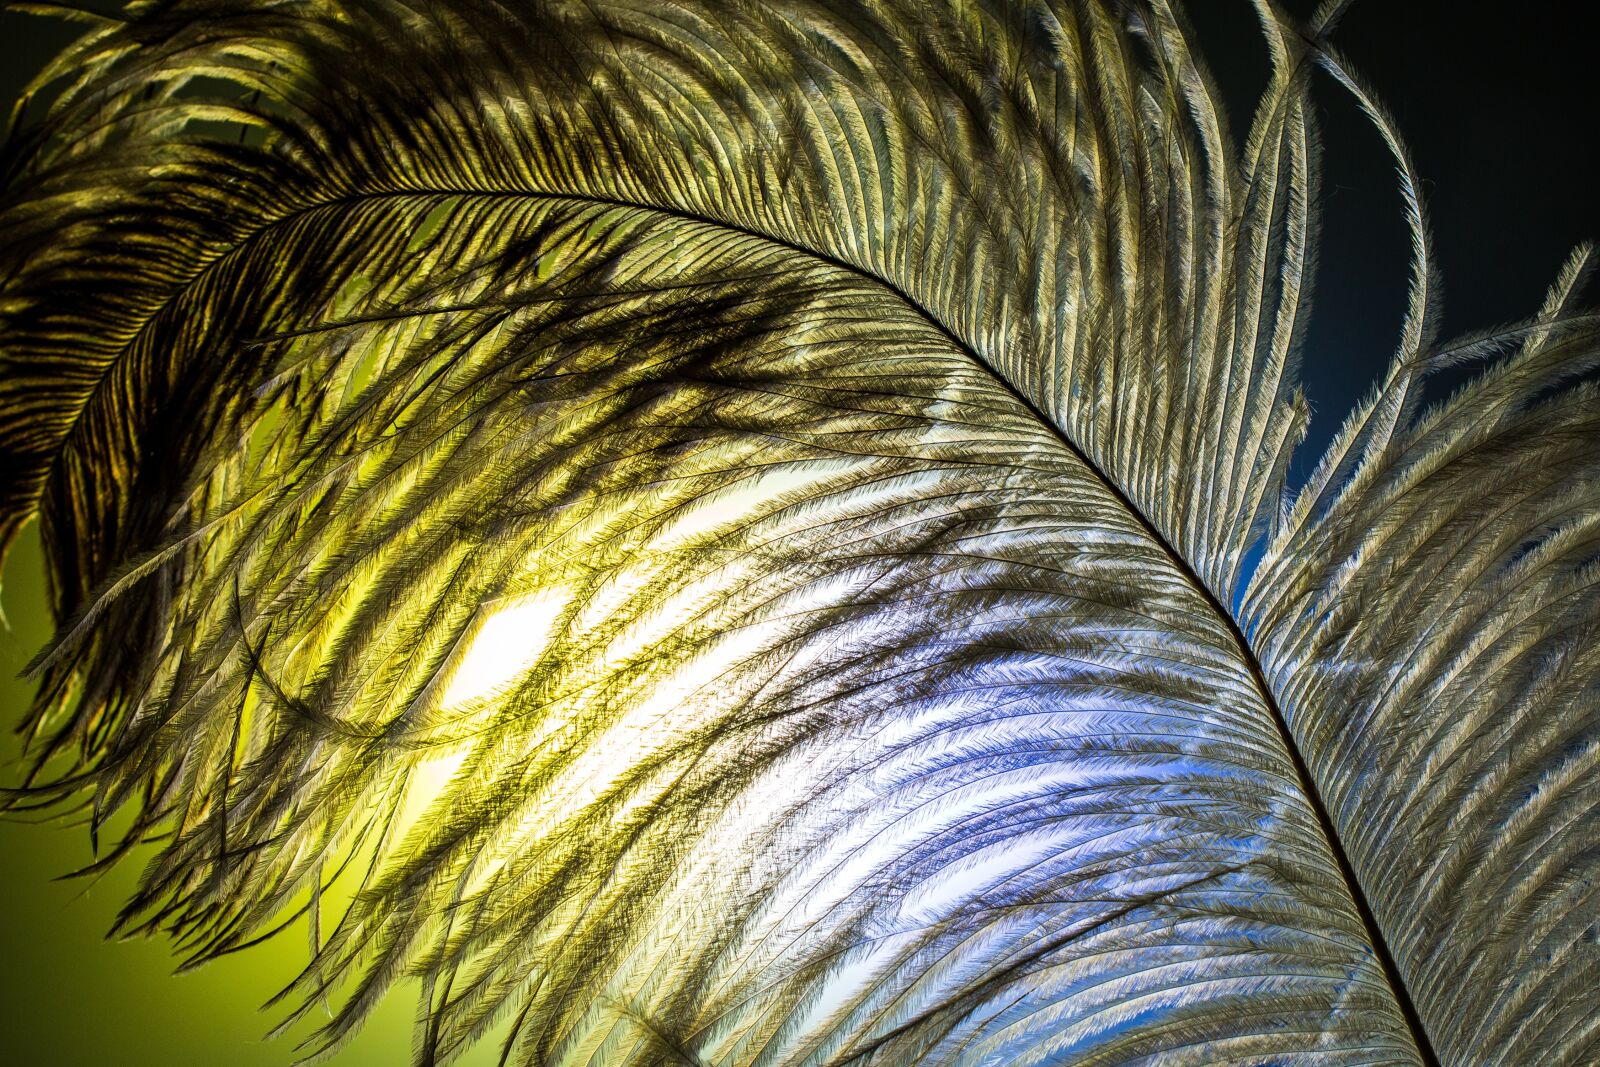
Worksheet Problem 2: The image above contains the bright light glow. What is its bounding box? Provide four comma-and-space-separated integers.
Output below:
441, 585, 570, 707
395, 745, 471, 841
649, 460, 854, 548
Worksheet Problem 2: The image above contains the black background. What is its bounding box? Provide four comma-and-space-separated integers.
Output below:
1186, 2, 1597, 477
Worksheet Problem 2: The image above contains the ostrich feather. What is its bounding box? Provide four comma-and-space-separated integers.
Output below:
0, 1, 1594, 1064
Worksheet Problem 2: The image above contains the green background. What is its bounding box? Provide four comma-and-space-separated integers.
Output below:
3, 525, 506, 1065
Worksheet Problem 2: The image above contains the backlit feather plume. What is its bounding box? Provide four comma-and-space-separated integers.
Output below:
1, 1, 1595, 1064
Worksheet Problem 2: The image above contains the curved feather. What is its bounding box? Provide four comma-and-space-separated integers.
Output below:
0, 1, 1592, 1064
1245, 244, 1600, 1065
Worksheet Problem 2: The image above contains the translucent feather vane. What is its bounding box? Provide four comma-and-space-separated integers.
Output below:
0, 1, 1594, 1064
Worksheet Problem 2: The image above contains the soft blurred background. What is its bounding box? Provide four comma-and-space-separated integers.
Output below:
1, 2, 1594, 1063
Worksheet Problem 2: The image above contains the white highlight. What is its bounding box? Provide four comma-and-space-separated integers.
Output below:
442, 586, 570, 707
